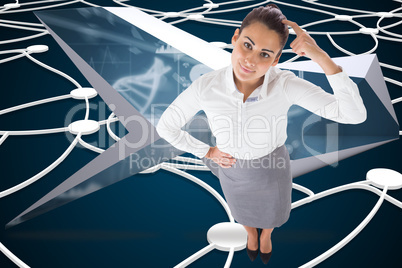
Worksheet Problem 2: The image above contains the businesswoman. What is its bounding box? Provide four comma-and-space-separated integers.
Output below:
156, 4, 366, 264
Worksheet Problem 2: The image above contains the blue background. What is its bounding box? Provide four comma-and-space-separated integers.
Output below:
0, 0, 401, 267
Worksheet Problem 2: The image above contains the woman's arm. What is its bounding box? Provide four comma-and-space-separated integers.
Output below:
156, 78, 211, 159
282, 70, 367, 124
281, 20, 367, 124
156, 77, 236, 167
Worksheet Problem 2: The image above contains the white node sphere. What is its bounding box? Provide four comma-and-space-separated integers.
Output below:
4, 3, 20, 8
366, 168, 402, 190
70, 87, 98, 100
68, 120, 99, 135
359, 28, 379, 35
26, 45, 49, 53
207, 222, 247, 252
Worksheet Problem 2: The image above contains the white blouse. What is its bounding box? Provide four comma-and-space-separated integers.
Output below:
156, 64, 367, 160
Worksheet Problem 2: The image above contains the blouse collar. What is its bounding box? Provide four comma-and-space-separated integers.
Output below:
225, 63, 271, 100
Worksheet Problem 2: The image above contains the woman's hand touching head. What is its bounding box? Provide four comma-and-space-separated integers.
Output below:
281, 19, 327, 62
282, 19, 342, 74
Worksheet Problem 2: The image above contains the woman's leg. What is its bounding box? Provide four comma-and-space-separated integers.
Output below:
260, 228, 274, 253
243, 225, 259, 250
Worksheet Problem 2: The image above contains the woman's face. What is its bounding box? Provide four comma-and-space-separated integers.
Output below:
231, 21, 282, 88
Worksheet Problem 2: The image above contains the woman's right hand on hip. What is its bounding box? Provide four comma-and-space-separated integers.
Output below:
205, 146, 236, 168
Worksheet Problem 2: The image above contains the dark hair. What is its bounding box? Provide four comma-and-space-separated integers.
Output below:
239, 4, 289, 58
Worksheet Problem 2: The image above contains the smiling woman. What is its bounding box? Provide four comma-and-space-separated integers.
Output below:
230, 22, 283, 97
230, 4, 289, 97
156, 3, 367, 265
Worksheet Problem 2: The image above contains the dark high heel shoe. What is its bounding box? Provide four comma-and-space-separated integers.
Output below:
246, 229, 259, 261
258, 228, 272, 265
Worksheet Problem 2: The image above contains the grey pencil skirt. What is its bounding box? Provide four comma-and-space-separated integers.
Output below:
201, 144, 292, 229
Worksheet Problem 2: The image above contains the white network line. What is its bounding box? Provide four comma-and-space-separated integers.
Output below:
0, 31, 49, 45
0, 132, 82, 198
0, 132, 9, 146
0, 22, 46, 32
106, 112, 121, 142
112, 0, 164, 13
0, 94, 71, 116
0, 19, 44, 27
0, 0, 81, 14
0, 0, 401, 267
0, 93, 92, 198
301, 0, 375, 14
300, 183, 390, 267
78, 0, 100, 7
0, 242, 29, 268
22, 51, 82, 88
377, 7, 402, 38
0, 52, 25, 64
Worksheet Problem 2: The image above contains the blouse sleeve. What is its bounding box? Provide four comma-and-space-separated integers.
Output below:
282, 68, 367, 124
156, 78, 211, 159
